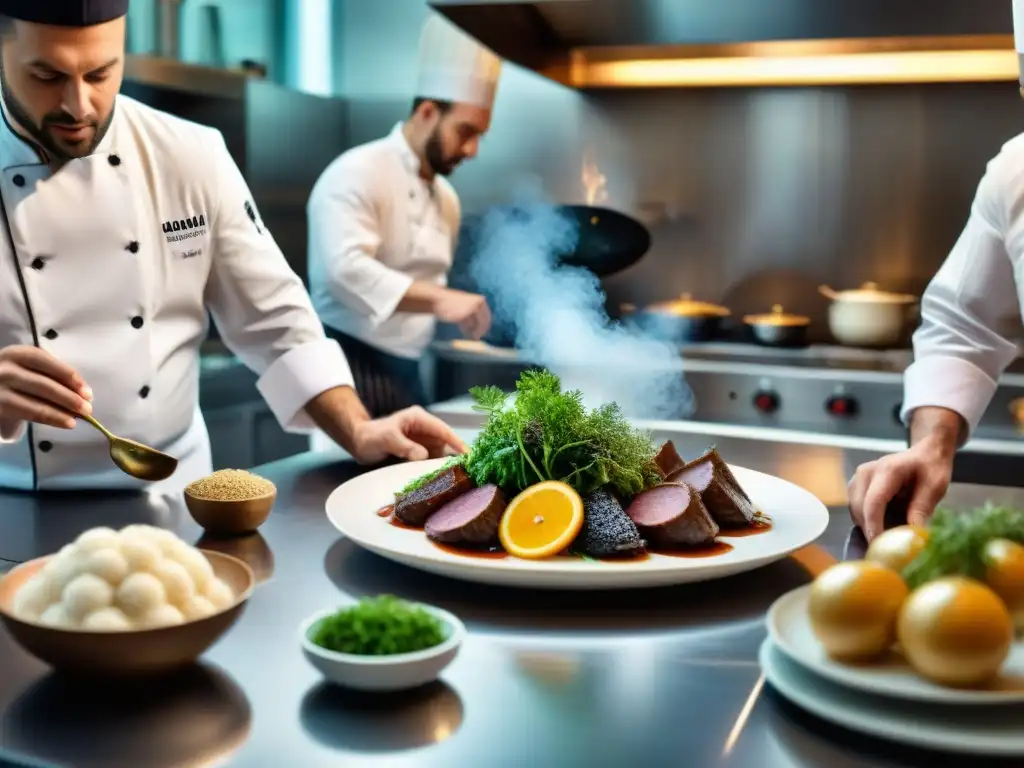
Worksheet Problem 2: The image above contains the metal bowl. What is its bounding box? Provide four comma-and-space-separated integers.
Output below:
0, 551, 255, 677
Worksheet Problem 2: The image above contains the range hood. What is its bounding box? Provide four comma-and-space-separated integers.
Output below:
429, 0, 1018, 88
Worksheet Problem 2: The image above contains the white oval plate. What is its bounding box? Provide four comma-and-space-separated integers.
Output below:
760, 639, 1024, 755
326, 458, 829, 590
767, 584, 1024, 705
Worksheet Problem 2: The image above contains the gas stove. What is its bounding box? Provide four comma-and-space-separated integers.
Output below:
430, 340, 1024, 443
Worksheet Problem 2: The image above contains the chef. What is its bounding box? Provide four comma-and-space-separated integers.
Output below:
0, 0, 467, 492
849, 2, 1024, 540
306, 13, 500, 420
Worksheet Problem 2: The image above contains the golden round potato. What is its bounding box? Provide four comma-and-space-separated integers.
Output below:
865, 525, 929, 574
898, 576, 1013, 688
808, 560, 909, 661
983, 538, 1024, 632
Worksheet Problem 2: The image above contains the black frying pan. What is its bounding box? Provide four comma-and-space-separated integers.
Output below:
557, 205, 651, 277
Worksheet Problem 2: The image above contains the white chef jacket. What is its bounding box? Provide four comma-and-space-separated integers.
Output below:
0, 94, 354, 491
307, 122, 460, 360
902, 132, 1024, 439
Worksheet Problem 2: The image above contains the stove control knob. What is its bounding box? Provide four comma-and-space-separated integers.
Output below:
826, 395, 859, 418
753, 390, 780, 414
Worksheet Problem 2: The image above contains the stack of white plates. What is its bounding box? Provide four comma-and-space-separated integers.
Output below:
761, 585, 1024, 757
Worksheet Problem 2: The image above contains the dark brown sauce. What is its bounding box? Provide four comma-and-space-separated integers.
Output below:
389, 517, 420, 531
376, 504, 395, 518
432, 542, 509, 559
653, 541, 735, 558
718, 520, 773, 538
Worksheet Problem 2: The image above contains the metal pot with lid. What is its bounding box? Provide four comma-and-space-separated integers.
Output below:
819, 282, 918, 348
743, 304, 811, 347
621, 293, 731, 343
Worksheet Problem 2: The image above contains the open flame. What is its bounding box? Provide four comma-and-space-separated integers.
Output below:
581, 150, 608, 206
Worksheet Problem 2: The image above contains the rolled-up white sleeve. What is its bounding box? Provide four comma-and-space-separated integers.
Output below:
203, 130, 354, 432
902, 155, 1022, 438
307, 161, 413, 324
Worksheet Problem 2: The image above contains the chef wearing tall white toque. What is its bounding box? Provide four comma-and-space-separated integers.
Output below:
0, 0, 467, 492
307, 12, 502, 433
849, 0, 1024, 540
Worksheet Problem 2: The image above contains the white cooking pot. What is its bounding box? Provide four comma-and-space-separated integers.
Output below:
819, 282, 918, 347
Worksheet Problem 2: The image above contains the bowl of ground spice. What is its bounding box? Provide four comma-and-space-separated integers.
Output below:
184, 469, 277, 537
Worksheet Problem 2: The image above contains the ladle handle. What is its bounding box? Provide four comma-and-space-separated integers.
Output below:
75, 411, 115, 441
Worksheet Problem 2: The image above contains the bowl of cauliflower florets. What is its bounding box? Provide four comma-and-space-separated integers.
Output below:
0, 524, 255, 675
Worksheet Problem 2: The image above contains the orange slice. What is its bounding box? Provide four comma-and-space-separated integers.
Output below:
499, 481, 585, 560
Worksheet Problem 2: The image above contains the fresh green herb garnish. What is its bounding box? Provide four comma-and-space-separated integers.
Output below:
464, 370, 660, 498
398, 454, 466, 496
903, 504, 1024, 589
310, 595, 447, 656
395, 371, 661, 500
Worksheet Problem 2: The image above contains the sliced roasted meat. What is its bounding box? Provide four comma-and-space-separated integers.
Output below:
654, 440, 685, 478
683, 449, 756, 528
394, 465, 474, 526
573, 489, 646, 558
667, 458, 713, 493
626, 483, 719, 547
425, 484, 506, 545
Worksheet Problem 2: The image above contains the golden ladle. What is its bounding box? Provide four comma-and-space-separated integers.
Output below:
76, 412, 179, 482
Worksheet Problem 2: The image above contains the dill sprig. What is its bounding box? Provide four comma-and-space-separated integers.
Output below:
902, 503, 1024, 589
464, 370, 659, 497
395, 370, 661, 499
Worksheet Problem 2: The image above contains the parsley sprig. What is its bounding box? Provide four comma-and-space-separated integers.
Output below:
903, 503, 1024, 589
309, 595, 447, 656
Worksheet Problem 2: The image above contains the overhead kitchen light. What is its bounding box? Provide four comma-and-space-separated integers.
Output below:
565, 35, 1018, 88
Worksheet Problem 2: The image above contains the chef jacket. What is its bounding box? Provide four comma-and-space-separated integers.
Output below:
307, 122, 460, 360
902, 131, 1024, 439
0, 94, 354, 491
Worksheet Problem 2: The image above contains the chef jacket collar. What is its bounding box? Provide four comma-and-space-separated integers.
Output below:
0, 89, 118, 169
389, 121, 439, 191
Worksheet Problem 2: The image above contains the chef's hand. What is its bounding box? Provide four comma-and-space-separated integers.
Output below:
0, 345, 93, 433
848, 437, 953, 542
434, 289, 492, 341
350, 406, 469, 465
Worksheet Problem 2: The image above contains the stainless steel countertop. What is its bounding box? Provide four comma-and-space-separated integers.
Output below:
0, 452, 1022, 768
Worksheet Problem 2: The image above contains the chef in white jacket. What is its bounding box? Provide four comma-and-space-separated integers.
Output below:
0, 0, 466, 492
307, 14, 500, 419
849, 3, 1024, 539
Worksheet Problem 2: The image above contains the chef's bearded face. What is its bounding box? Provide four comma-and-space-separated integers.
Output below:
0, 16, 124, 164
413, 98, 492, 176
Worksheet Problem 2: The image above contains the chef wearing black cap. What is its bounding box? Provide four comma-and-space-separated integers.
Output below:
0, 0, 467, 490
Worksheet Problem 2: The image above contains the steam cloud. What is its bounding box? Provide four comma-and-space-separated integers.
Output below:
468, 188, 695, 420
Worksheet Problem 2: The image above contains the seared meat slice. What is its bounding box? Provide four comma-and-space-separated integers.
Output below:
682, 449, 756, 528
626, 483, 719, 547
425, 485, 506, 545
394, 465, 474, 526
667, 458, 713, 493
653, 440, 685, 478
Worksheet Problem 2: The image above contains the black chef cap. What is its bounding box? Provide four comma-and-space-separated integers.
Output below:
0, 0, 129, 26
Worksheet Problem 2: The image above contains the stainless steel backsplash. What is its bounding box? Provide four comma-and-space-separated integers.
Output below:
338, 1, 1024, 344
584, 83, 1024, 342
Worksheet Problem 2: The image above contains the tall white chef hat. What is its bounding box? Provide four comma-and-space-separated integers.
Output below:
415, 13, 503, 110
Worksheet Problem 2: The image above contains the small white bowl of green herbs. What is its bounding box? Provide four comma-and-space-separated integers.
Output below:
300, 595, 465, 692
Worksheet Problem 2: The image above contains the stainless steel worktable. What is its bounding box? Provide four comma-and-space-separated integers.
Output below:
1, 452, 1022, 768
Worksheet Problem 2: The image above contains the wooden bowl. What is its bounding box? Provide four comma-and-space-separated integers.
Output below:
0, 551, 255, 677
184, 488, 276, 536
